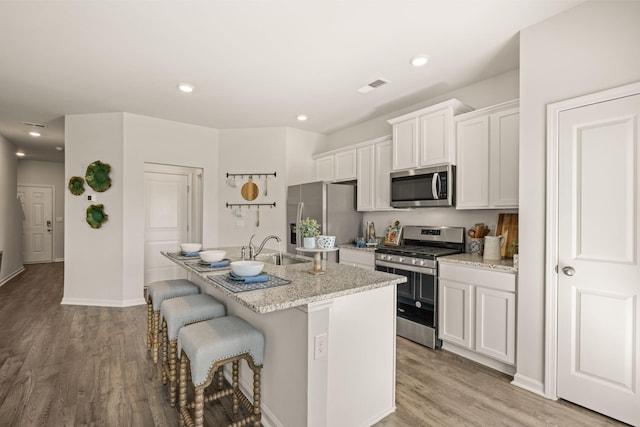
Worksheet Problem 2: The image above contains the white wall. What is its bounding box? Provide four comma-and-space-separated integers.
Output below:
64, 113, 124, 304
17, 160, 65, 261
325, 69, 519, 151
63, 112, 219, 306
0, 134, 24, 284
518, 0, 640, 394
286, 127, 327, 185
217, 127, 288, 249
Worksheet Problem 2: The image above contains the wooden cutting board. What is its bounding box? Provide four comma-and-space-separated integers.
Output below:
496, 213, 518, 258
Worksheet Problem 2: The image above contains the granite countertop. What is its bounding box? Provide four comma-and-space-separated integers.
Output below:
162, 247, 405, 314
439, 253, 517, 273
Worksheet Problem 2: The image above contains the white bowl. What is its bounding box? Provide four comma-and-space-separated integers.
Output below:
199, 250, 226, 263
180, 243, 202, 253
230, 260, 264, 277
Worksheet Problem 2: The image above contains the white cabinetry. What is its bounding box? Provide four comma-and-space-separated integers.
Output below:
388, 99, 472, 171
314, 148, 357, 182
356, 136, 393, 211
438, 263, 516, 371
455, 100, 519, 209
339, 248, 375, 270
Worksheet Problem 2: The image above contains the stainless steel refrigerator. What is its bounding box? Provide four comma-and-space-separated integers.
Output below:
287, 182, 362, 263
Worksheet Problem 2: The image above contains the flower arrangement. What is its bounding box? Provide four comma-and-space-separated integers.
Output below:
299, 217, 321, 238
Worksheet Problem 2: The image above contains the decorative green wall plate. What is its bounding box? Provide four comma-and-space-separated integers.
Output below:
86, 160, 112, 192
86, 204, 108, 229
68, 176, 85, 195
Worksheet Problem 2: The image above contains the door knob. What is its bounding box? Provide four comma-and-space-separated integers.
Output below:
562, 266, 575, 276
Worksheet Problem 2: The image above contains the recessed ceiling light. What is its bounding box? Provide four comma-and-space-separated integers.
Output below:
16, 152, 25, 157
177, 83, 194, 93
56, 146, 63, 151
297, 114, 308, 121
29, 131, 41, 137
410, 55, 430, 67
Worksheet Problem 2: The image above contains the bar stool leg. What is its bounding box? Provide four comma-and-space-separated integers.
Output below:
178, 353, 188, 427
152, 311, 161, 364
169, 339, 178, 406
161, 319, 168, 384
232, 360, 239, 414
194, 385, 205, 427
146, 300, 153, 351
217, 367, 224, 390
253, 366, 262, 427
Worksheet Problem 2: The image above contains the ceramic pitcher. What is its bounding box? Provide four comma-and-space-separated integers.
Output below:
483, 235, 504, 260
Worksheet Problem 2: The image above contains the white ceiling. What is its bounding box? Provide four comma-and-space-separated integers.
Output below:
0, 0, 582, 163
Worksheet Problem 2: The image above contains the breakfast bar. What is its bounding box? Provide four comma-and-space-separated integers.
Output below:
162, 248, 406, 427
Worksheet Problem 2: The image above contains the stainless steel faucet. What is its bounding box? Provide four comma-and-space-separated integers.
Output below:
248, 234, 282, 259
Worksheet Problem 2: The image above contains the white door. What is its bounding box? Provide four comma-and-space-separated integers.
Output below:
557, 93, 640, 426
144, 167, 193, 285
18, 186, 53, 263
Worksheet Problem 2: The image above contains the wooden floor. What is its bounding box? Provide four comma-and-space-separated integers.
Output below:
0, 263, 629, 426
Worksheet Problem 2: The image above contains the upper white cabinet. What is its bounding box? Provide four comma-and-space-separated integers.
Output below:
455, 100, 519, 209
388, 99, 473, 171
314, 148, 357, 182
357, 135, 393, 211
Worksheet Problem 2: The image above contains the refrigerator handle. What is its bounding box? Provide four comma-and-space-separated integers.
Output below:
296, 202, 304, 248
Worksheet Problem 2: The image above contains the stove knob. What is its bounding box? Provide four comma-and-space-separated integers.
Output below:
419, 260, 425, 266
411, 259, 418, 265
387, 256, 393, 262
398, 257, 405, 263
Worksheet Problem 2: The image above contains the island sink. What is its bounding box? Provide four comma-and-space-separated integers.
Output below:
257, 253, 310, 265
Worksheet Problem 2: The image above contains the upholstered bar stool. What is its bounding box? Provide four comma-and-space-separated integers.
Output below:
178, 316, 265, 427
146, 279, 199, 364
160, 293, 226, 406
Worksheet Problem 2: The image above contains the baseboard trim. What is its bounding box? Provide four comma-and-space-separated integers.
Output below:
0, 266, 26, 288
61, 297, 146, 307
54, 258, 64, 262
442, 342, 516, 376
511, 373, 548, 398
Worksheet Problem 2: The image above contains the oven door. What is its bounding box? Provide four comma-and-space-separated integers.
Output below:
375, 262, 438, 325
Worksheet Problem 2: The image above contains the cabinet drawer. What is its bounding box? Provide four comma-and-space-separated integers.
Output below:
339, 249, 375, 269
439, 263, 515, 293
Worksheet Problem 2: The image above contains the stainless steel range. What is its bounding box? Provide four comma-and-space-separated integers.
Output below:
375, 225, 465, 349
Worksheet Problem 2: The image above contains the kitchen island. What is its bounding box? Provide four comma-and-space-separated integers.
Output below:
162, 248, 405, 427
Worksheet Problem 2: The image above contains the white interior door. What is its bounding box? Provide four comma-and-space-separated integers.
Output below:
144, 168, 192, 285
556, 93, 640, 426
18, 186, 53, 263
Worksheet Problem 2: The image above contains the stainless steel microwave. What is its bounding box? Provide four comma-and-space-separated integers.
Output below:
390, 164, 455, 208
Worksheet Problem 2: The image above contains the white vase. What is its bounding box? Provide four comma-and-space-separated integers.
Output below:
303, 237, 316, 249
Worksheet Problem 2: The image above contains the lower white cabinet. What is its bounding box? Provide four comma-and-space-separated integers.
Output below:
339, 248, 375, 270
438, 263, 516, 366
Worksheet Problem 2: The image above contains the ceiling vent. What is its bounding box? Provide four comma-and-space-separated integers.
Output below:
357, 78, 389, 94
21, 121, 46, 128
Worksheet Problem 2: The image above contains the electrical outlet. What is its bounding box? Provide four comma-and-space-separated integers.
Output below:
87, 194, 97, 202
314, 333, 327, 360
